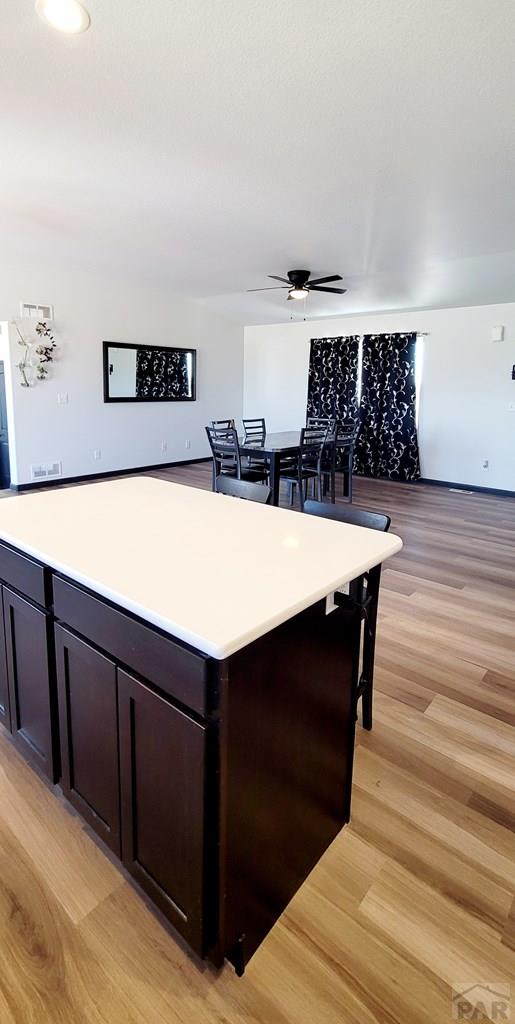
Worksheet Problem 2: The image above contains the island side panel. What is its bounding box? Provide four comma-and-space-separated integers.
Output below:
221, 597, 360, 972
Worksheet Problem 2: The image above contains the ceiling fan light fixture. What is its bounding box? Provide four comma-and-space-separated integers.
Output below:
288, 287, 309, 300
35, 0, 90, 33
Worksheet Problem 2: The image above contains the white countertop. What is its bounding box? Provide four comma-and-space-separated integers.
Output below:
0, 477, 402, 658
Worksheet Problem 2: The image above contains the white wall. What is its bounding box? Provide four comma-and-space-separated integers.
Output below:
244, 304, 515, 491
0, 262, 243, 486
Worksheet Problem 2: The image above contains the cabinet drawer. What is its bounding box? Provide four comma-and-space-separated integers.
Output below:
55, 625, 120, 855
0, 542, 51, 608
53, 577, 210, 716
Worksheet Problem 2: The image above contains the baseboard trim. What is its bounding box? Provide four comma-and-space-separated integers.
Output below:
420, 477, 515, 499
11, 457, 211, 492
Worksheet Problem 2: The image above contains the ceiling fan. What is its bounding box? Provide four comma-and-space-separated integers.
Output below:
247, 269, 346, 301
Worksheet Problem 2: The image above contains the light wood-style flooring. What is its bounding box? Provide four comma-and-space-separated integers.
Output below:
1, 464, 515, 1023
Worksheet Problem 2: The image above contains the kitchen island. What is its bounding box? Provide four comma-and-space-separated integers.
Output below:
0, 477, 401, 974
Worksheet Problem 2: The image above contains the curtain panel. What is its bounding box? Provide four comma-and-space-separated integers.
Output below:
354, 332, 420, 482
306, 336, 360, 424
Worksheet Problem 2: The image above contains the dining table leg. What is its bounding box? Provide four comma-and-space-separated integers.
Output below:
269, 452, 281, 506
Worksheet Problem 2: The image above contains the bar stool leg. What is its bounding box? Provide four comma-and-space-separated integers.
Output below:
361, 565, 381, 730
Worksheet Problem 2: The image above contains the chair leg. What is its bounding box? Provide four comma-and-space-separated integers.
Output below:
343, 468, 352, 503
330, 468, 336, 504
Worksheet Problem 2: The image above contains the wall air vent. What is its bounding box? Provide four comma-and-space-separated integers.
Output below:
20, 302, 54, 320
30, 461, 62, 481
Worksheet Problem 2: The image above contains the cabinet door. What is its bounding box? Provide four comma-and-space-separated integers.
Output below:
0, 589, 10, 731
3, 586, 58, 781
55, 625, 120, 855
118, 670, 207, 955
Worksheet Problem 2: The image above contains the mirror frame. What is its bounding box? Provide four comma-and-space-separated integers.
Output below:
103, 341, 197, 403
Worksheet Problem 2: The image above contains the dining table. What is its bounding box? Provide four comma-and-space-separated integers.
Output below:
235, 430, 355, 506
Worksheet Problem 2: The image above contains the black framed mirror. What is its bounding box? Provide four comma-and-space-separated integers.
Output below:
103, 342, 196, 403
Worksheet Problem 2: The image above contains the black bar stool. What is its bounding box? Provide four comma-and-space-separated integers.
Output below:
303, 499, 391, 729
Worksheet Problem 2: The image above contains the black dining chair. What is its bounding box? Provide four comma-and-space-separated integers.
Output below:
336, 422, 358, 503
215, 475, 271, 504
279, 426, 328, 511
205, 426, 268, 491
303, 499, 391, 730
318, 420, 338, 504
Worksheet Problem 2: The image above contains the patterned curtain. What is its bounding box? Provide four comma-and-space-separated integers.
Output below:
354, 333, 420, 481
136, 348, 190, 399
306, 336, 360, 424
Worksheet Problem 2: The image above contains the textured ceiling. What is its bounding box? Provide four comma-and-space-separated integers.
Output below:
2, 0, 515, 323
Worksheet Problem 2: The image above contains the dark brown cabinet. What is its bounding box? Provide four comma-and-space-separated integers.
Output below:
55, 626, 121, 855
118, 669, 208, 955
3, 586, 58, 781
0, 590, 10, 730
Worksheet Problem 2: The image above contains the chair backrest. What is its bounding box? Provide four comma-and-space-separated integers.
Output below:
303, 499, 391, 532
242, 417, 266, 443
299, 425, 329, 468
211, 418, 235, 432
306, 416, 336, 434
205, 425, 242, 476
215, 475, 271, 504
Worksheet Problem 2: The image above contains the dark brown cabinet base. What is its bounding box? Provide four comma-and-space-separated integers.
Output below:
0, 541, 361, 976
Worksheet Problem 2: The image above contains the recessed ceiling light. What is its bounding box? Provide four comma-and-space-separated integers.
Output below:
35, 0, 90, 34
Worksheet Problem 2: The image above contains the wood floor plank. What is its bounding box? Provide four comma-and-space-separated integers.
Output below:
1, 465, 515, 1023
0, 731, 123, 925
351, 788, 513, 934
425, 695, 515, 757
359, 863, 515, 997
374, 691, 515, 799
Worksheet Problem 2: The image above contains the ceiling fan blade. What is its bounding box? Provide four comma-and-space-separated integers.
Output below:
307, 274, 343, 286
268, 275, 291, 284
308, 285, 347, 294
247, 286, 289, 292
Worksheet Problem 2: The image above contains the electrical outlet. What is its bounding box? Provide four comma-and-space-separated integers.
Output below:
57, 392, 69, 405
509, 403, 515, 412
185, 439, 191, 450
93, 449, 101, 460
482, 459, 489, 470
161, 440, 167, 453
